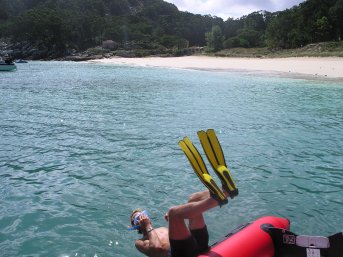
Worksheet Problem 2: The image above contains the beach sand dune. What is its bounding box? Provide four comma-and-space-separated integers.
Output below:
90, 56, 343, 80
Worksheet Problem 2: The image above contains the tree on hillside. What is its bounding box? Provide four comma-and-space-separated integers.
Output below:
10, 8, 70, 49
243, 11, 267, 31
205, 25, 223, 52
299, 0, 336, 42
266, 8, 309, 49
222, 11, 271, 48
223, 18, 244, 39
329, 0, 343, 40
314, 16, 332, 41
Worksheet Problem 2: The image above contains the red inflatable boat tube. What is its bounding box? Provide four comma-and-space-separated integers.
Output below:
199, 216, 290, 257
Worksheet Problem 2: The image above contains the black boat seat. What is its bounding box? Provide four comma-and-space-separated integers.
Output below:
262, 224, 343, 257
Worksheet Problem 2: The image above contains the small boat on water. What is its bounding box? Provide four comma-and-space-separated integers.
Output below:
0, 55, 17, 71
0, 63, 17, 71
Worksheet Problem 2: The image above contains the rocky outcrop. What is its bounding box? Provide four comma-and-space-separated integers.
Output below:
1, 38, 198, 61
0, 40, 69, 60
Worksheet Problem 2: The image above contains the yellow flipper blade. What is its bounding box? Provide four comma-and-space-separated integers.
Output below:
206, 129, 227, 167
198, 129, 239, 198
183, 137, 208, 175
179, 140, 203, 178
198, 130, 220, 170
179, 136, 229, 204
203, 174, 226, 201
217, 165, 237, 192
179, 139, 220, 197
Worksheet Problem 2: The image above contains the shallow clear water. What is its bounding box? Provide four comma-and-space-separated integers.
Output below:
0, 61, 342, 257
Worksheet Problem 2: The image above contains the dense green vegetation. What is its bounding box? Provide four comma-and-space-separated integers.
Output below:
0, 0, 342, 58
213, 41, 343, 58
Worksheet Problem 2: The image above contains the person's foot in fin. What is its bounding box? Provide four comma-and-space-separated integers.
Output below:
197, 129, 238, 199
179, 137, 228, 207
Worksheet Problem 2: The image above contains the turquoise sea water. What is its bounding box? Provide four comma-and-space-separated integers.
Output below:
0, 61, 342, 257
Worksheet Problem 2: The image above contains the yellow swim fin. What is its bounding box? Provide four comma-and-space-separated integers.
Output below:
197, 129, 238, 198
179, 137, 228, 206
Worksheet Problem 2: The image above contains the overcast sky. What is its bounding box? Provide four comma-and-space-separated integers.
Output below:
165, 0, 305, 19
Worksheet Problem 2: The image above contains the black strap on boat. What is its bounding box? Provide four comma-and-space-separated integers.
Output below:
261, 224, 343, 257
209, 222, 251, 248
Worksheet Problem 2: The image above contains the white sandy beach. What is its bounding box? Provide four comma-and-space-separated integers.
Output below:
90, 56, 343, 80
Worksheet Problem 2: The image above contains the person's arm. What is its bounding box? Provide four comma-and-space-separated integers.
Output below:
135, 215, 164, 254
135, 239, 151, 254
135, 230, 164, 254
145, 223, 164, 250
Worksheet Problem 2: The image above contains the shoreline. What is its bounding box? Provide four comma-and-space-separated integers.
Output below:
89, 56, 343, 81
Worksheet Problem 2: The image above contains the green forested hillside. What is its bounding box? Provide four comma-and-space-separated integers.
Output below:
0, 0, 342, 59
0, 0, 221, 58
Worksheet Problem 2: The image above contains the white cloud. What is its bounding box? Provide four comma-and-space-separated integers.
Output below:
165, 0, 304, 19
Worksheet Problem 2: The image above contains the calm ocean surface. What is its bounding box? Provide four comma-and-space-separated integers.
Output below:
0, 61, 342, 257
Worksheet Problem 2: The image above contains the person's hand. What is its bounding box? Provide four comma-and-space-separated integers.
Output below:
164, 212, 169, 222
138, 213, 152, 230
